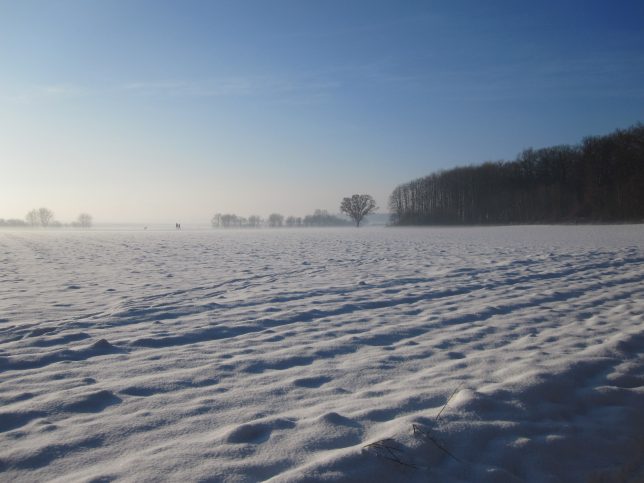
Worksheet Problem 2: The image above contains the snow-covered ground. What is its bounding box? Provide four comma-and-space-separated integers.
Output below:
1, 226, 642, 482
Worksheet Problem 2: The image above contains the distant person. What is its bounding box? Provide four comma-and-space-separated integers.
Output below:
176, 223, 181, 230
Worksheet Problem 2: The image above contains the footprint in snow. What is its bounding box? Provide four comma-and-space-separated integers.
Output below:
61, 390, 122, 413
318, 412, 360, 427
226, 418, 296, 444
90, 339, 116, 352
226, 423, 272, 444
292, 376, 332, 388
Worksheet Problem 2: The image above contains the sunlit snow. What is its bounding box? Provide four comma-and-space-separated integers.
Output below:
1, 226, 642, 482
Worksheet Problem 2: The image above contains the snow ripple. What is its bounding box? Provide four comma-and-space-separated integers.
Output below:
0, 226, 642, 482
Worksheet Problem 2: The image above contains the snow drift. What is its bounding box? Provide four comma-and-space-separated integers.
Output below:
0, 226, 642, 482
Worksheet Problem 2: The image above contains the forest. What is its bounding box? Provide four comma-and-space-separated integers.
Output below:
389, 123, 644, 225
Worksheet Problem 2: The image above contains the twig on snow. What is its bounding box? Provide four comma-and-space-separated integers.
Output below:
412, 424, 463, 464
435, 382, 463, 423
410, 383, 465, 464
363, 438, 418, 468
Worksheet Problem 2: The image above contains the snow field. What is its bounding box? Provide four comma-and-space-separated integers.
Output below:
0, 226, 642, 482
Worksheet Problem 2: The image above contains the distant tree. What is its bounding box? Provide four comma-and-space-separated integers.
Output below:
285, 216, 297, 227
211, 213, 222, 228
268, 213, 284, 227
38, 207, 54, 227
340, 194, 378, 227
77, 213, 93, 228
26, 209, 39, 227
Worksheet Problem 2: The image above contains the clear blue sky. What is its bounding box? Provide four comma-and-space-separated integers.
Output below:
1, 0, 643, 223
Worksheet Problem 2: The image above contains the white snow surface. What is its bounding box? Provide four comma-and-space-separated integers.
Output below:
1, 226, 643, 482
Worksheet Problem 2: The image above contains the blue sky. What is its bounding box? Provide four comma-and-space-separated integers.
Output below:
1, 0, 643, 223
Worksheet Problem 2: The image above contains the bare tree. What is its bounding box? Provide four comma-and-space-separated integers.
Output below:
38, 207, 54, 227
340, 194, 378, 227
77, 213, 93, 228
211, 213, 222, 228
268, 213, 284, 227
248, 215, 262, 228
26, 209, 39, 227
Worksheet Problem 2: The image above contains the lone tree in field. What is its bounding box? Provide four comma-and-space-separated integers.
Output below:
340, 194, 378, 227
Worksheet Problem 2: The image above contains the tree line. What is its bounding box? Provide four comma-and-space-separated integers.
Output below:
0, 208, 92, 228
211, 209, 354, 228
389, 123, 644, 225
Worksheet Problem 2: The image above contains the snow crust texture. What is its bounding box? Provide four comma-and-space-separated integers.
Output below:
0, 226, 643, 482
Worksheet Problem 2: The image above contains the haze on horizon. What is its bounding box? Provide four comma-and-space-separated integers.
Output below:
1, 0, 643, 224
